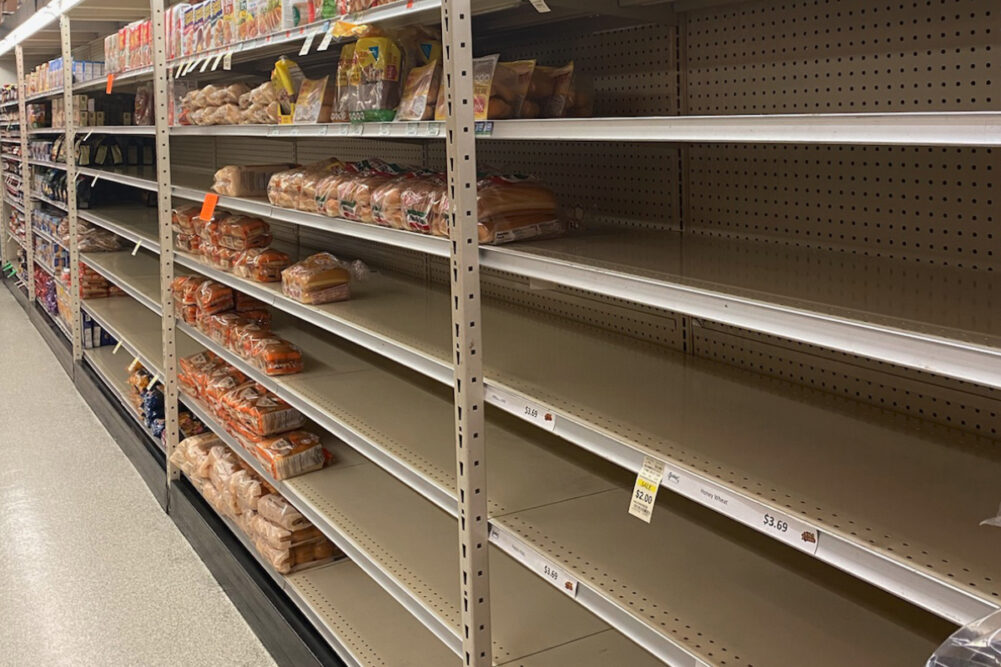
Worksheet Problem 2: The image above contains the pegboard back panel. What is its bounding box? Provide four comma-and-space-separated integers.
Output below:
481, 22, 680, 117
172, 136, 217, 170
476, 141, 682, 230
686, 143, 998, 268
684, 0, 1000, 114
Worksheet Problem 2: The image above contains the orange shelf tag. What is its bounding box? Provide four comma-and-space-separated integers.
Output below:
200, 193, 219, 221
106, 73, 115, 94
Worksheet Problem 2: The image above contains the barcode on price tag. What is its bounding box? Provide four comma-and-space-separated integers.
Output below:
486, 386, 556, 431
629, 456, 665, 522
489, 526, 578, 597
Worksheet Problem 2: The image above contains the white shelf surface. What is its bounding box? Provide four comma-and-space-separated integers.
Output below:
31, 192, 67, 211
172, 253, 1001, 624
73, 67, 153, 93
79, 205, 160, 253
168, 111, 1001, 146
80, 249, 163, 315
77, 164, 157, 192
178, 315, 950, 666
28, 158, 65, 170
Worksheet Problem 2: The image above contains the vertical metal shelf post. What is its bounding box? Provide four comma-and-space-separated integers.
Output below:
441, 1, 492, 665
60, 15, 82, 360
15, 45, 33, 300
150, 0, 179, 487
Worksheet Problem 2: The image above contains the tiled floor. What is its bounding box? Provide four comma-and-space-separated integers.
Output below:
0, 287, 276, 667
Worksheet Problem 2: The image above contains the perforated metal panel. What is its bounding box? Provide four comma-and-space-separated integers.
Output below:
685, 143, 998, 268
685, 0, 1001, 115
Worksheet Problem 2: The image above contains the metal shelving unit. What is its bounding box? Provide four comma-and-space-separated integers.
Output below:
2, 0, 998, 665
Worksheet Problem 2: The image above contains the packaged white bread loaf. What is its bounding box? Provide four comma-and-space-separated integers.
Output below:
213, 163, 295, 197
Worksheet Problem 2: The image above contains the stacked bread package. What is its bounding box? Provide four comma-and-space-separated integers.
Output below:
170, 433, 339, 574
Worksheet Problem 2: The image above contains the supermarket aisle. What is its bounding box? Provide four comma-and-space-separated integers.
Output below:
0, 288, 276, 667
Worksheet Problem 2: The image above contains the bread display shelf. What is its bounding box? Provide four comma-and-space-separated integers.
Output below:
4, 196, 24, 214
28, 158, 65, 170
84, 344, 162, 450
27, 128, 64, 136
165, 0, 522, 74
173, 171, 1001, 390
79, 205, 160, 253
0, 137, 20, 143
179, 383, 646, 665
32, 226, 64, 249
169, 111, 1001, 146
33, 257, 58, 278
80, 294, 200, 377
73, 66, 153, 94
7, 232, 26, 250
77, 125, 155, 136
31, 193, 67, 211
77, 164, 157, 192
80, 248, 164, 315
175, 254, 1001, 624
25, 88, 64, 103
37, 298, 71, 340
180, 314, 948, 666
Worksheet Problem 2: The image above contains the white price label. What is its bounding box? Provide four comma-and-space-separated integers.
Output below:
149, 373, 159, 386
486, 386, 556, 431
91, 173, 99, 186
662, 464, 820, 553
350, 124, 364, 136
528, 0, 551, 11
378, 123, 391, 136
317, 27, 335, 52
112, 340, 122, 354
298, 31, 316, 56
131, 239, 141, 255
628, 456, 665, 523
222, 51, 234, 71
333, 124, 349, 136
266, 127, 279, 137
489, 526, 578, 597
428, 122, 441, 136
406, 123, 418, 136
211, 52, 224, 71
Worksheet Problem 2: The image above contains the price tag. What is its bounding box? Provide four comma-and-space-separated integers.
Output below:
131, 239, 141, 256
333, 124, 349, 136
406, 123, 418, 136
150, 373, 159, 386
211, 52, 224, 71
199, 56, 212, 73
662, 464, 820, 553
528, 0, 551, 11
105, 74, 115, 94
474, 120, 494, 136
486, 386, 556, 431
91, 173, 99, 186
298, 30, 316, 56
350, 124, 364, 136
428, 122, 441, 136
378, 123, 391, 136
83, 131, 92, 141
222, 51, 234, 71
266, 127, 279, 137
200, 192, 219, 221
317, 27, 335, 52
628, 456, 665, 523
286, 127, 299, 137
489, 526, 578, 597
112, 340, 122, 354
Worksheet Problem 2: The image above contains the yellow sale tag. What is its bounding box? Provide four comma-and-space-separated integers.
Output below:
629, 456, 665, 523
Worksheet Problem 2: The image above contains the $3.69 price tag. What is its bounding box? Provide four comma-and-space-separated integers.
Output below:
629, 456, 665, 523
489, 525, 578, 597
486, 386, 556, 431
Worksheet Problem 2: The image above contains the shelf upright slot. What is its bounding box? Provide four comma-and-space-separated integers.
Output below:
60, 14, 81, 361
16, 45, 33, 300
151, 0, 180, 485
441, 1, 492, 665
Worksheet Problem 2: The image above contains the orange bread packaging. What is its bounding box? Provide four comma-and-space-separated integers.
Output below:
219, 381, 305, 437
233, 248, 290, 282
251, 430, 325, 480
281, 252, 351, 305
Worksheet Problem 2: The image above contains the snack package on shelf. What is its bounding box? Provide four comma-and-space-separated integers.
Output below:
397, 59, 441, 121
272, 56, 304, 118
489, 59, 536, 119
436, 54, 498, 121
348, 36, 403, 122
77, 224, 126, 252
233, 248, 290, 282
524, 61, 593, 118
251, 430, 324, 480
280, 252, 352, 305
293, 76, 335, 124
330, 43, 355, 122
213, 163, 294, 197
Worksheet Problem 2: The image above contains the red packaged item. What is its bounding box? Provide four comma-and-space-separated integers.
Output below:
233, 324, 271, 359
337, 162, 406, 223
219, 382, 305, 437
253, 431, 324, 479
219, 215, 272, 251
196, 280, 235, 315
401, 174, 448, 235
246, 335, 303, 376
233, 248, 290, 283
201, 311, 243, 347
178, 351, 223, 397
236, 308, 271, 328
176, 233, 202, 253
203, 365, 248, 404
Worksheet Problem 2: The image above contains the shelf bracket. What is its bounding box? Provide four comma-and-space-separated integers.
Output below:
442, 0, 492, 664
